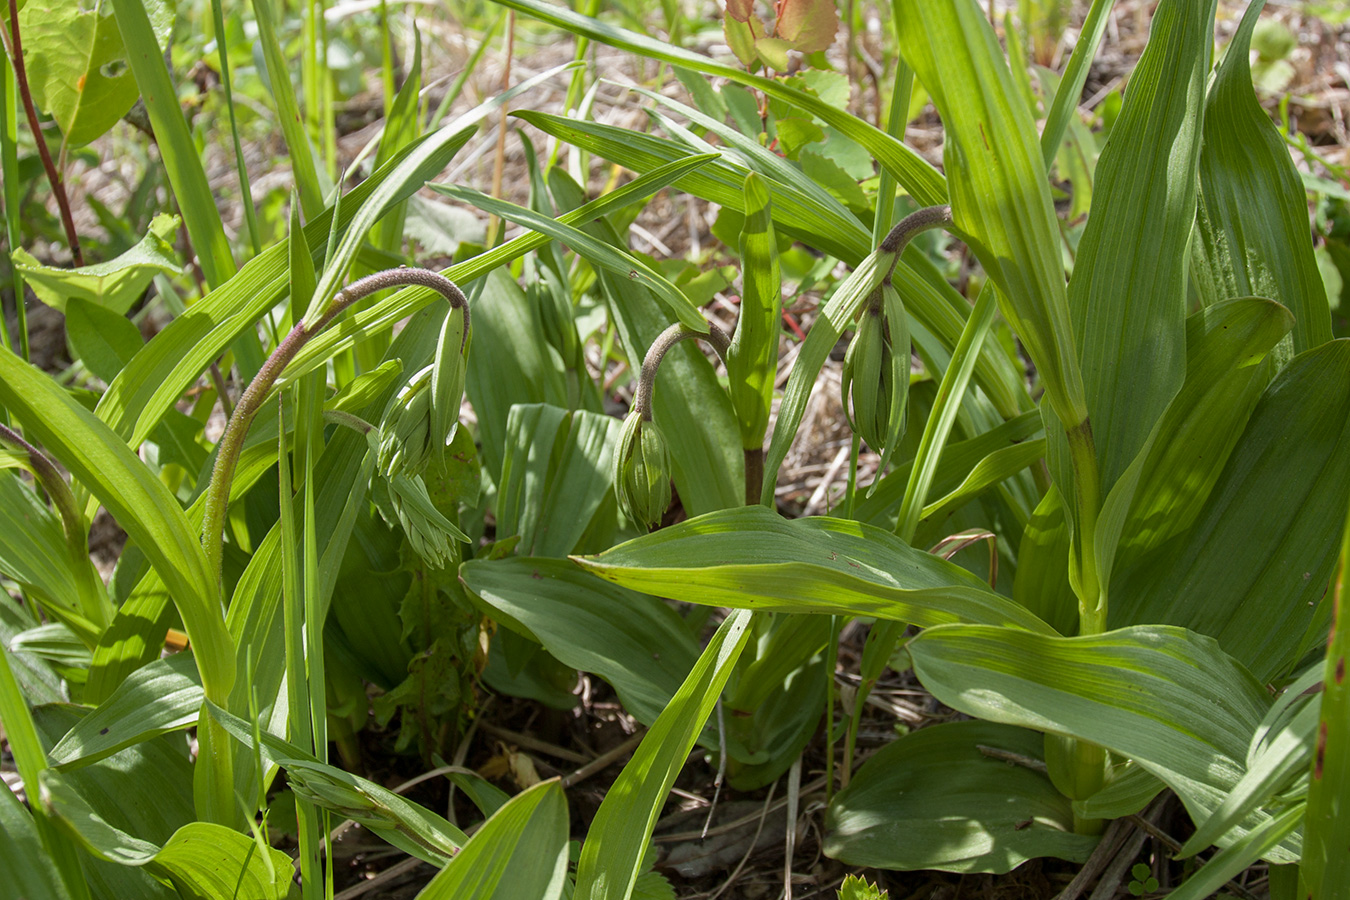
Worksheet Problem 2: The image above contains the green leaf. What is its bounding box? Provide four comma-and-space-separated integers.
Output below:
1166, 805, 1304, 900
19, 0, 171, 147
1068, 0, 1217, 491
727, 173, 780, 450
13, 214, 180, 314
574, 506, 1054, 633
896, 0, 1084, 427
0, 472, 84, 615
110, 0, 235, 288
460, 557, 700, 727
249, 0, 324, 217
908, 623, 1296, 856
1304, 502, 1350, 896
1192, 0, 1333, 353
1039, 0, 1114, 168
93, 137, 464, 456
49, 653, 202, 771
42, 770, 293, 899
490, 0, 945, 206
1111, 340, 1350, 682
65, 297, 144, 384
0, 349, 233, 700
415, 781, 568, 900
281, 154, 722, 393
496, 405, 621, 557
573, 609, 754, 900
433, 183, 707, 333
827, 721, 1098, 873
301, 63, 578, 326
1109, 297, 1291, 577
545, 170, 744, 517
206, 700, 468, 866
0, 783, 71, 900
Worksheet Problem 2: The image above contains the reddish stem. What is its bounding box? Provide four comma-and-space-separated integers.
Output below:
6, 4, 83, 266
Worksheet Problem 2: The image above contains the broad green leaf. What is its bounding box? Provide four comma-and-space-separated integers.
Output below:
1111, 297, 1291, 575
42, 770, 293, 899
490, 0, 946, 206
0, 471, 83, 615
1303, 503, 1350, 897
434, 183, 706, 332
110, 0, 234, 288
415, 780, 568, 900
32, 704, 191, 899
1068, 0, 1216, 492
1012, 486, 1077, 637
827, 721, 1098, 873
461, 556, 700, 727
547, 170, 744, 517
1111, 340, 1350, 682
496, 405, 620, 557
301, 63, 578, 326
464, 271, 570, 483
0, 349, 233, 700
13, 214, 179, 313
50, 653, 202, 770
19, 0, 171, 147
908, 623, 1296, 858
1193, 0, 1332, 353
727, 172, 780, 451
574, 506, 1053, 633
0, 782, 71, 900
573, 609, 754, 900
65, 298, 144, 384
896, 0, 1084, 428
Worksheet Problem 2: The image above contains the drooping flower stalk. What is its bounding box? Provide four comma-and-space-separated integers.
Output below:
200, 268, 470, 587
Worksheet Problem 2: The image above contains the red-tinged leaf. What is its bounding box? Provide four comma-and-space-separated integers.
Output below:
725, 0, 754, 22
724, 11, 762, 66
776, 0, 837, 52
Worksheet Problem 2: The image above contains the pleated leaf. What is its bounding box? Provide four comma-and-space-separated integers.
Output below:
827, 721, 1098, 873
908, 623, 1297, 858
1193, 0, 1332, 353
1068, 0, 1216, 491
461, 556, 700, 727
574, 506, 1053, 633
1111, 340, 1350, 683
896, 0, 1083, 428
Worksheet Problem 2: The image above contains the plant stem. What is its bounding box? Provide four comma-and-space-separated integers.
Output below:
5, 4, 82, 266
743, 447, 763, 506
878, 204, 953, 262
200, 268, 468, 587
633, 320, 731, 421
0, 423, 108, 630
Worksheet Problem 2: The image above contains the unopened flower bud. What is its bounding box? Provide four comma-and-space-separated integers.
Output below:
841, 296, 891, 452
378, 365, 435, 480
614, 412, 672, 531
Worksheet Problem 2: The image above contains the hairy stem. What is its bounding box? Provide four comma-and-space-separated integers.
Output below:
878, 204, 952, 270
633, 320, 731, 421
5, 6, 82, 266
201, 268, 469, 586
0, 423, 106, 627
